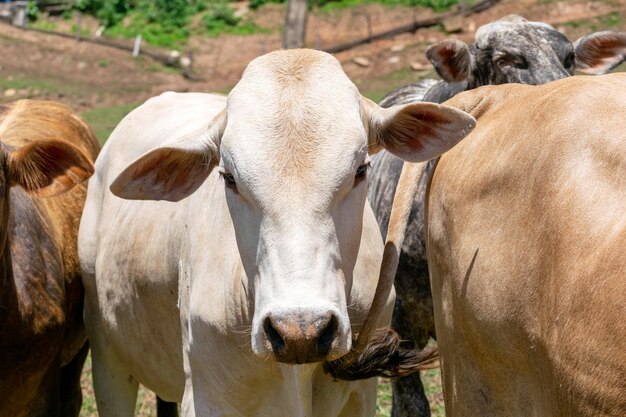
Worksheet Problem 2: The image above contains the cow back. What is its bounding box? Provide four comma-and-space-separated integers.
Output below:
427, 74, 626, 416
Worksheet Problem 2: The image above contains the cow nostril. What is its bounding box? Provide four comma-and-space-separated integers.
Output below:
264, 316, 285, 353
317, 314, 338, 356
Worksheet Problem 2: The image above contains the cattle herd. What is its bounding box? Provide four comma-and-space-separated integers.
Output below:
0, 14, 624, 417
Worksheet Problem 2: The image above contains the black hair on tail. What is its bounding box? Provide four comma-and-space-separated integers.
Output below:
323, 328, 439, 381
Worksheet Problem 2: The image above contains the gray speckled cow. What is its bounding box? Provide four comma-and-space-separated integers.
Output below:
370, 15, 626, 417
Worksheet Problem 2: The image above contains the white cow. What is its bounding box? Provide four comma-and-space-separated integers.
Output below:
78, 49, 475, 416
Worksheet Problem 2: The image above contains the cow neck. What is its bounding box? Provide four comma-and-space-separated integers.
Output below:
357, 161, 431, 350
0, 188, 65, 329
0, 200, 14, 326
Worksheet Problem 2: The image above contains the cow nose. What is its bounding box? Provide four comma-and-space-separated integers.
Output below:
263, 312, 339, 364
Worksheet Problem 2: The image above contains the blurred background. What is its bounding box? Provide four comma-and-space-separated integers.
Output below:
0, 0, 623, 415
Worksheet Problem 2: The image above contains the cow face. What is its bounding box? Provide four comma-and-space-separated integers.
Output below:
426, 15, 626, 88
111, 49, 475, 364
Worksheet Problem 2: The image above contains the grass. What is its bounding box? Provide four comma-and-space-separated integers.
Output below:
563, 11, 622, 31
376, 371, 446, 416
359, 66, 437, 103
81, 103, 140, 144
0, 76, 69, 98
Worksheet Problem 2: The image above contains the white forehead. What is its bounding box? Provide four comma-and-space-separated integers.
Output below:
476, 15, 557, 46
219, 50, 368, 195
226, 50, 363, 138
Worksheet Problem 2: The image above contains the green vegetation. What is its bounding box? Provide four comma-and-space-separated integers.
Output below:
69, 0, 266, 48
376, 379, 393, 416
563, 11, 622, 32
250, 0, 460, 12
204, 1, 269, 37
376, 369, 446, 416
27, 0, 463, 48
30, 19, 58, 31
0, 76, 72, 99
27, 0, 40, 21
597, 11, 621, 27
73, 0, 207, 48
359, 65, 436, 103
81, 102, 139, 144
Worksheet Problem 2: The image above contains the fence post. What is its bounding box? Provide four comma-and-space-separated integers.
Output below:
75, 12, 82, 41
283, 0, 308, 49
133, 34, 142, 57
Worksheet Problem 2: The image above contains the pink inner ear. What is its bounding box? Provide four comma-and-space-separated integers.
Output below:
576, 33, 626, 74
9, 141, 94, 197
110, 147, 215, 202
379, 103, 475, 163
427, 41, 470, 83
386, 107, 454, 153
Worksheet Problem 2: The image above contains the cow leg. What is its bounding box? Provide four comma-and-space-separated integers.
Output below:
86, 302, 138, 417
391, 373, 430, 417
157, 396, 179, 417
390, 255, 435, 417
90, 339, 139, 417
59, 341, 90, 417
27, 362, 62, 417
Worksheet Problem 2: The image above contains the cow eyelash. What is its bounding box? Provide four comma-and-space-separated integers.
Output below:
220, 172, 237, 188
564, 53, 576, 69
355, 163, 370, 180
494, 53, 527, 70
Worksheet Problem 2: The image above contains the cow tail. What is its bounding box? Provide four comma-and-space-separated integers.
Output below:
324, 160, 438, 380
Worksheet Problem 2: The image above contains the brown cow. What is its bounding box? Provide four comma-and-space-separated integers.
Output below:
0, 100, 98, 417
386, 73, 626, 416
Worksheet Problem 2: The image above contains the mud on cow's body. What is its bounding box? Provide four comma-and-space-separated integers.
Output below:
0, 100, 98, 417
369, 15, 626, 417
79, 49, 475, 417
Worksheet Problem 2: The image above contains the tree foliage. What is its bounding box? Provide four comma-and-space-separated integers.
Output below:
68, 0, 460, 48
74, 0, 229, 47
250, 0, 460, 11
75, 0, 208, 29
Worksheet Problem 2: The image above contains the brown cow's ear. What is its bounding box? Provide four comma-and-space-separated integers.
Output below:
426, 39, 472, 83
110, 109, 225, 202
8, 139, 94, 197
363, 97, 475, 162
574, 31, 626, 75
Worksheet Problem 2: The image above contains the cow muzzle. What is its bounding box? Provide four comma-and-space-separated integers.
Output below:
261, 309, 347, 364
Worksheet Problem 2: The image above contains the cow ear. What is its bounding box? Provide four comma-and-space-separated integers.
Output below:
363, 97, 475, 162
426, 39, 472, 83
7, 140, 94, 197
110, 109, 225, 202
574, 31, 626, 75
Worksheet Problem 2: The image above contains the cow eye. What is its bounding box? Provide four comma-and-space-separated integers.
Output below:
564, 52, 576, 70
355, 163, 369, 180
220, 172, 237, 189
495, 54, 527, 69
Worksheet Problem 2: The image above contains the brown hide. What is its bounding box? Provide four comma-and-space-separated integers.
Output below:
0, 100, 99, 417
424, 74, 626, 416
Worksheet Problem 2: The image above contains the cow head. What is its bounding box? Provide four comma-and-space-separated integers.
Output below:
111, 49, 475, 364
426, 15, 626, 88
0, 139, 93, 250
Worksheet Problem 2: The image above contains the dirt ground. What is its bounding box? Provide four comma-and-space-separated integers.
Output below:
1, 0, 625, 114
